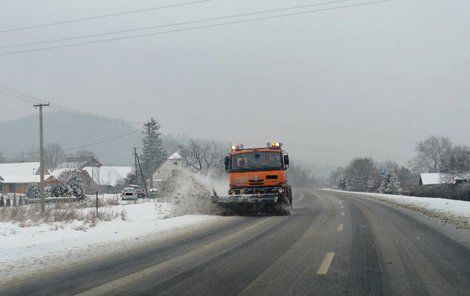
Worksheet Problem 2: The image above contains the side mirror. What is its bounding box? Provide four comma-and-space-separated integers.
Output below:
283, 154, 289, 168
224, 156, 230, 172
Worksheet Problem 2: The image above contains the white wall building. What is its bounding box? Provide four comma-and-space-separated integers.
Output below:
152, 152, 185, 190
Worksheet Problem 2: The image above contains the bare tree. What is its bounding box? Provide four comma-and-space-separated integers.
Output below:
344, 157, 378, 192
45, 143, 65, 170
444, 145, 470, 174
410, 136, 453, 173
72, 149, 97, 158
180, 138, 227, 174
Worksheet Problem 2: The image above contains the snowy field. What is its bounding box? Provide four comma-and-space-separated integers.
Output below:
0, 200, 223, 283
325, 189, 470, 229
0, 172, 227, 284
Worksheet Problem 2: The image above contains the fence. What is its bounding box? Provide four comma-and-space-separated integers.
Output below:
0, 194, 81, 207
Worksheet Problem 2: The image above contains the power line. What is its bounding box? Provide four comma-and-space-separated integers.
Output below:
0, 0, 213, 33
0, 0, 392, 56
1, 0, 361, 50
0, 83, 42, 102
64, 129, 140, 151
0, 83, 143, 125
0, 129, 141, 157
0, 93, 33, 106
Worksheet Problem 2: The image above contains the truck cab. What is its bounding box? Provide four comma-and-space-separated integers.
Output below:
222, 142, 292, 210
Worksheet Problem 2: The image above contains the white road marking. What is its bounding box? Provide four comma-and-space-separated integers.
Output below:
340, 212, 345, 216
317, 252, 335, 275
340, 205, 344, 209
337, 224, 343, 231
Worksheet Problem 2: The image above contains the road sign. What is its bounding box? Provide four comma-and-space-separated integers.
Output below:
380, 168, 387, 177
367, 180, 375, 188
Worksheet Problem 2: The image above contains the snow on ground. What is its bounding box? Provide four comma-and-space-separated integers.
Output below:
0, 171, 230, 283
326, 189, 470, 229
0, 200, 223, 283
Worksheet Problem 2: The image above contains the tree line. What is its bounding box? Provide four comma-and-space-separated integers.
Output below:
1, 117, 318, 190
329, 135, 470, 200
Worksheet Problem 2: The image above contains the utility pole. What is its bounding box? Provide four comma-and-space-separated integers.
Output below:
34, 102, 50, 214
133, 147, 139, 186
148, 147, 153, 190
136, 153, 148, 198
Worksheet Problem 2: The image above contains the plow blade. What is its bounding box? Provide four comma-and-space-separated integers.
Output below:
212, 193, 279, 205
211, 192, 290, 215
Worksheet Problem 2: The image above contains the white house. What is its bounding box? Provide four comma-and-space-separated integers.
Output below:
152, 152, 185, 190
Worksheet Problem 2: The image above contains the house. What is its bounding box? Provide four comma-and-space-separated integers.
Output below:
59, 156, 102, 170
0, 162, 55, 194
0, 175, 58, 194
51, 168, 97, 193
0, 162, 48, 176
419, 173, 470, 186
152, 152, 185, 191
83, 166, 133, 186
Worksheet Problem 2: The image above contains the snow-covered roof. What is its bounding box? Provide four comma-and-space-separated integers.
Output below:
50, 168, 77, 179
0, 175, 52, 184
0, 162, 42, 176
420, 173, 454, 185
168, 152, 183, 160
110, 166, 133, 178
59, 156, 102, 169
83, 166, 133, 186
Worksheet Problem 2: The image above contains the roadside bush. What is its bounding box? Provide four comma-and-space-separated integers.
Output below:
457, 184, 470, 201
26, 183, 40, 199
410, 183, 470, 201
46, 183, 70, 197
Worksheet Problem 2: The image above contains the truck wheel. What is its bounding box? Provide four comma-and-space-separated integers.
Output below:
287, 185, 293, 208
277, 196, 291, 216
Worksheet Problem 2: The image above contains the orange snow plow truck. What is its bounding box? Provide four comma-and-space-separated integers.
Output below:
212, 142, 292, 215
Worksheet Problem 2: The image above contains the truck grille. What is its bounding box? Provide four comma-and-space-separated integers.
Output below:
249, 180, 264, 186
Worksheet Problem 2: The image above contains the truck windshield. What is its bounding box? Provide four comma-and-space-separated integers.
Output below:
231, 152, 283, 172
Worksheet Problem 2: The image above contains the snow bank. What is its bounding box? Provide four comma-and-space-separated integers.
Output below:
0, 200, 222, 282
159, 169, 226, 216
326, 189, 470, 229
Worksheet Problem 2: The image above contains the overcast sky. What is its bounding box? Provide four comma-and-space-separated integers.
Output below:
0, 0, 469, 167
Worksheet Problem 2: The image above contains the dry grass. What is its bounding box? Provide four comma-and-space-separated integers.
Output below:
0, 200, 124, 226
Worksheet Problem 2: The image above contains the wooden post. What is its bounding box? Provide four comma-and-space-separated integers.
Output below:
95, 191, 99, 216
34, 102, 50, 213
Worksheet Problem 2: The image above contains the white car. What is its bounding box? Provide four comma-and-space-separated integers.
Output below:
121, 187, 137, 201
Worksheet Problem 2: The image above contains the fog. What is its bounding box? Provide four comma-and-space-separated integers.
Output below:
1, 0, 469, 167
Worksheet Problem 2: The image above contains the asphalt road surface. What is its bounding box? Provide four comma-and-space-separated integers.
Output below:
2, 190, 470, 296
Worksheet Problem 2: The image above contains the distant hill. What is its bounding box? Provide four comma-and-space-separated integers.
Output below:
0, 111, 141, 165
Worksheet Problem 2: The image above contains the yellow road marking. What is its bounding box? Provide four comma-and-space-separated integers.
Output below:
337, 224, 343, 231
317, 252, 335, 275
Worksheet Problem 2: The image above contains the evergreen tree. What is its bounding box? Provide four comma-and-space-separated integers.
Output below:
141, 118, 167, 180
379, 173, 402, 195
67, 171, 85, 197
385, 173, 402, 194
26, 183, 40, 198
